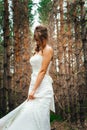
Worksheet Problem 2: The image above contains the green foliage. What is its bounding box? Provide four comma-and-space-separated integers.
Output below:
37, 0, 52, 25
0, 44, 4, 54
50, 112, 63, 122
0, 0, 4, 33
0, 111, 3, 118
28, 0, 34, 26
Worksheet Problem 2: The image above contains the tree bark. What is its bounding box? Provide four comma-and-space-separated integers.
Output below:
3, 0, 10, 115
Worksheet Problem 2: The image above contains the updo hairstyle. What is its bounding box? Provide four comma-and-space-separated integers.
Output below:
34, 25, 48, 52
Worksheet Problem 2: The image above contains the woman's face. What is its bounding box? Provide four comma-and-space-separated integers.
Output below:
34, 30, 44, 47
35, 38, 40, 45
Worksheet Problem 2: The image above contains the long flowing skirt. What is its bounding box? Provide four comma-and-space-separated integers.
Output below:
0, 97, 52, 130
0, 74, 55, 130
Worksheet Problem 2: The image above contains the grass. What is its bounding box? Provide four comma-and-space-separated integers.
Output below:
50, 112, 63, 122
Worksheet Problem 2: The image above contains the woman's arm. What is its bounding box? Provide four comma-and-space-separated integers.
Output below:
27, 47, 53, 100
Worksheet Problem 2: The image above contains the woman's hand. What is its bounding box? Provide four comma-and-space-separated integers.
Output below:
27, 90, 35, 101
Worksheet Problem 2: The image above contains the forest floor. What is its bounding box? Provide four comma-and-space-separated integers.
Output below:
51, 120, 87, 130
51, 120, 70, 130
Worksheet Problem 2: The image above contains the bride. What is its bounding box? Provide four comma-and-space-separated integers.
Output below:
0, 25, 55, 130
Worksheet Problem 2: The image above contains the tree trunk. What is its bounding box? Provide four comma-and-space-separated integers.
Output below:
80, 0, 87, 128
13, 0, 30, 106
3, 0, 10, 115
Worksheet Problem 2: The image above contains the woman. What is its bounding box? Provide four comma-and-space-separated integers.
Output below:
0, 25, 55, 130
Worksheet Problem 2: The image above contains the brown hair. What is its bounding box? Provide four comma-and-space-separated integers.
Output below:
34, 25, 48, 52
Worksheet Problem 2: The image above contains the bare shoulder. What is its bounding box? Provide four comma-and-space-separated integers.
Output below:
43, 45, 54, 56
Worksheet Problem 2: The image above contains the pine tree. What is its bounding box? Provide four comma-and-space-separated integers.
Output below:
0, 0, 4, 117
37, 0, 52, 25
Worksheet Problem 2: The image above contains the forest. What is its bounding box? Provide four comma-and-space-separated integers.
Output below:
0, 0, 87, 130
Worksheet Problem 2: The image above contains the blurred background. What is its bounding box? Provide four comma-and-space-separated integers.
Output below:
0, 0, 87, 129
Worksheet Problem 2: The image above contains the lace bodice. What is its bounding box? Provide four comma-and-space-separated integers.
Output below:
30, 54, 52, 75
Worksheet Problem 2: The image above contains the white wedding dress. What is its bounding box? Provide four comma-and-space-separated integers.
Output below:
0, 54, 55, 130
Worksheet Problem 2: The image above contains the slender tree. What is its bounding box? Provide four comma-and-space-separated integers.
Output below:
2, 0, 10, 115
0, 0, 4, 117
12, 0, 32, 106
